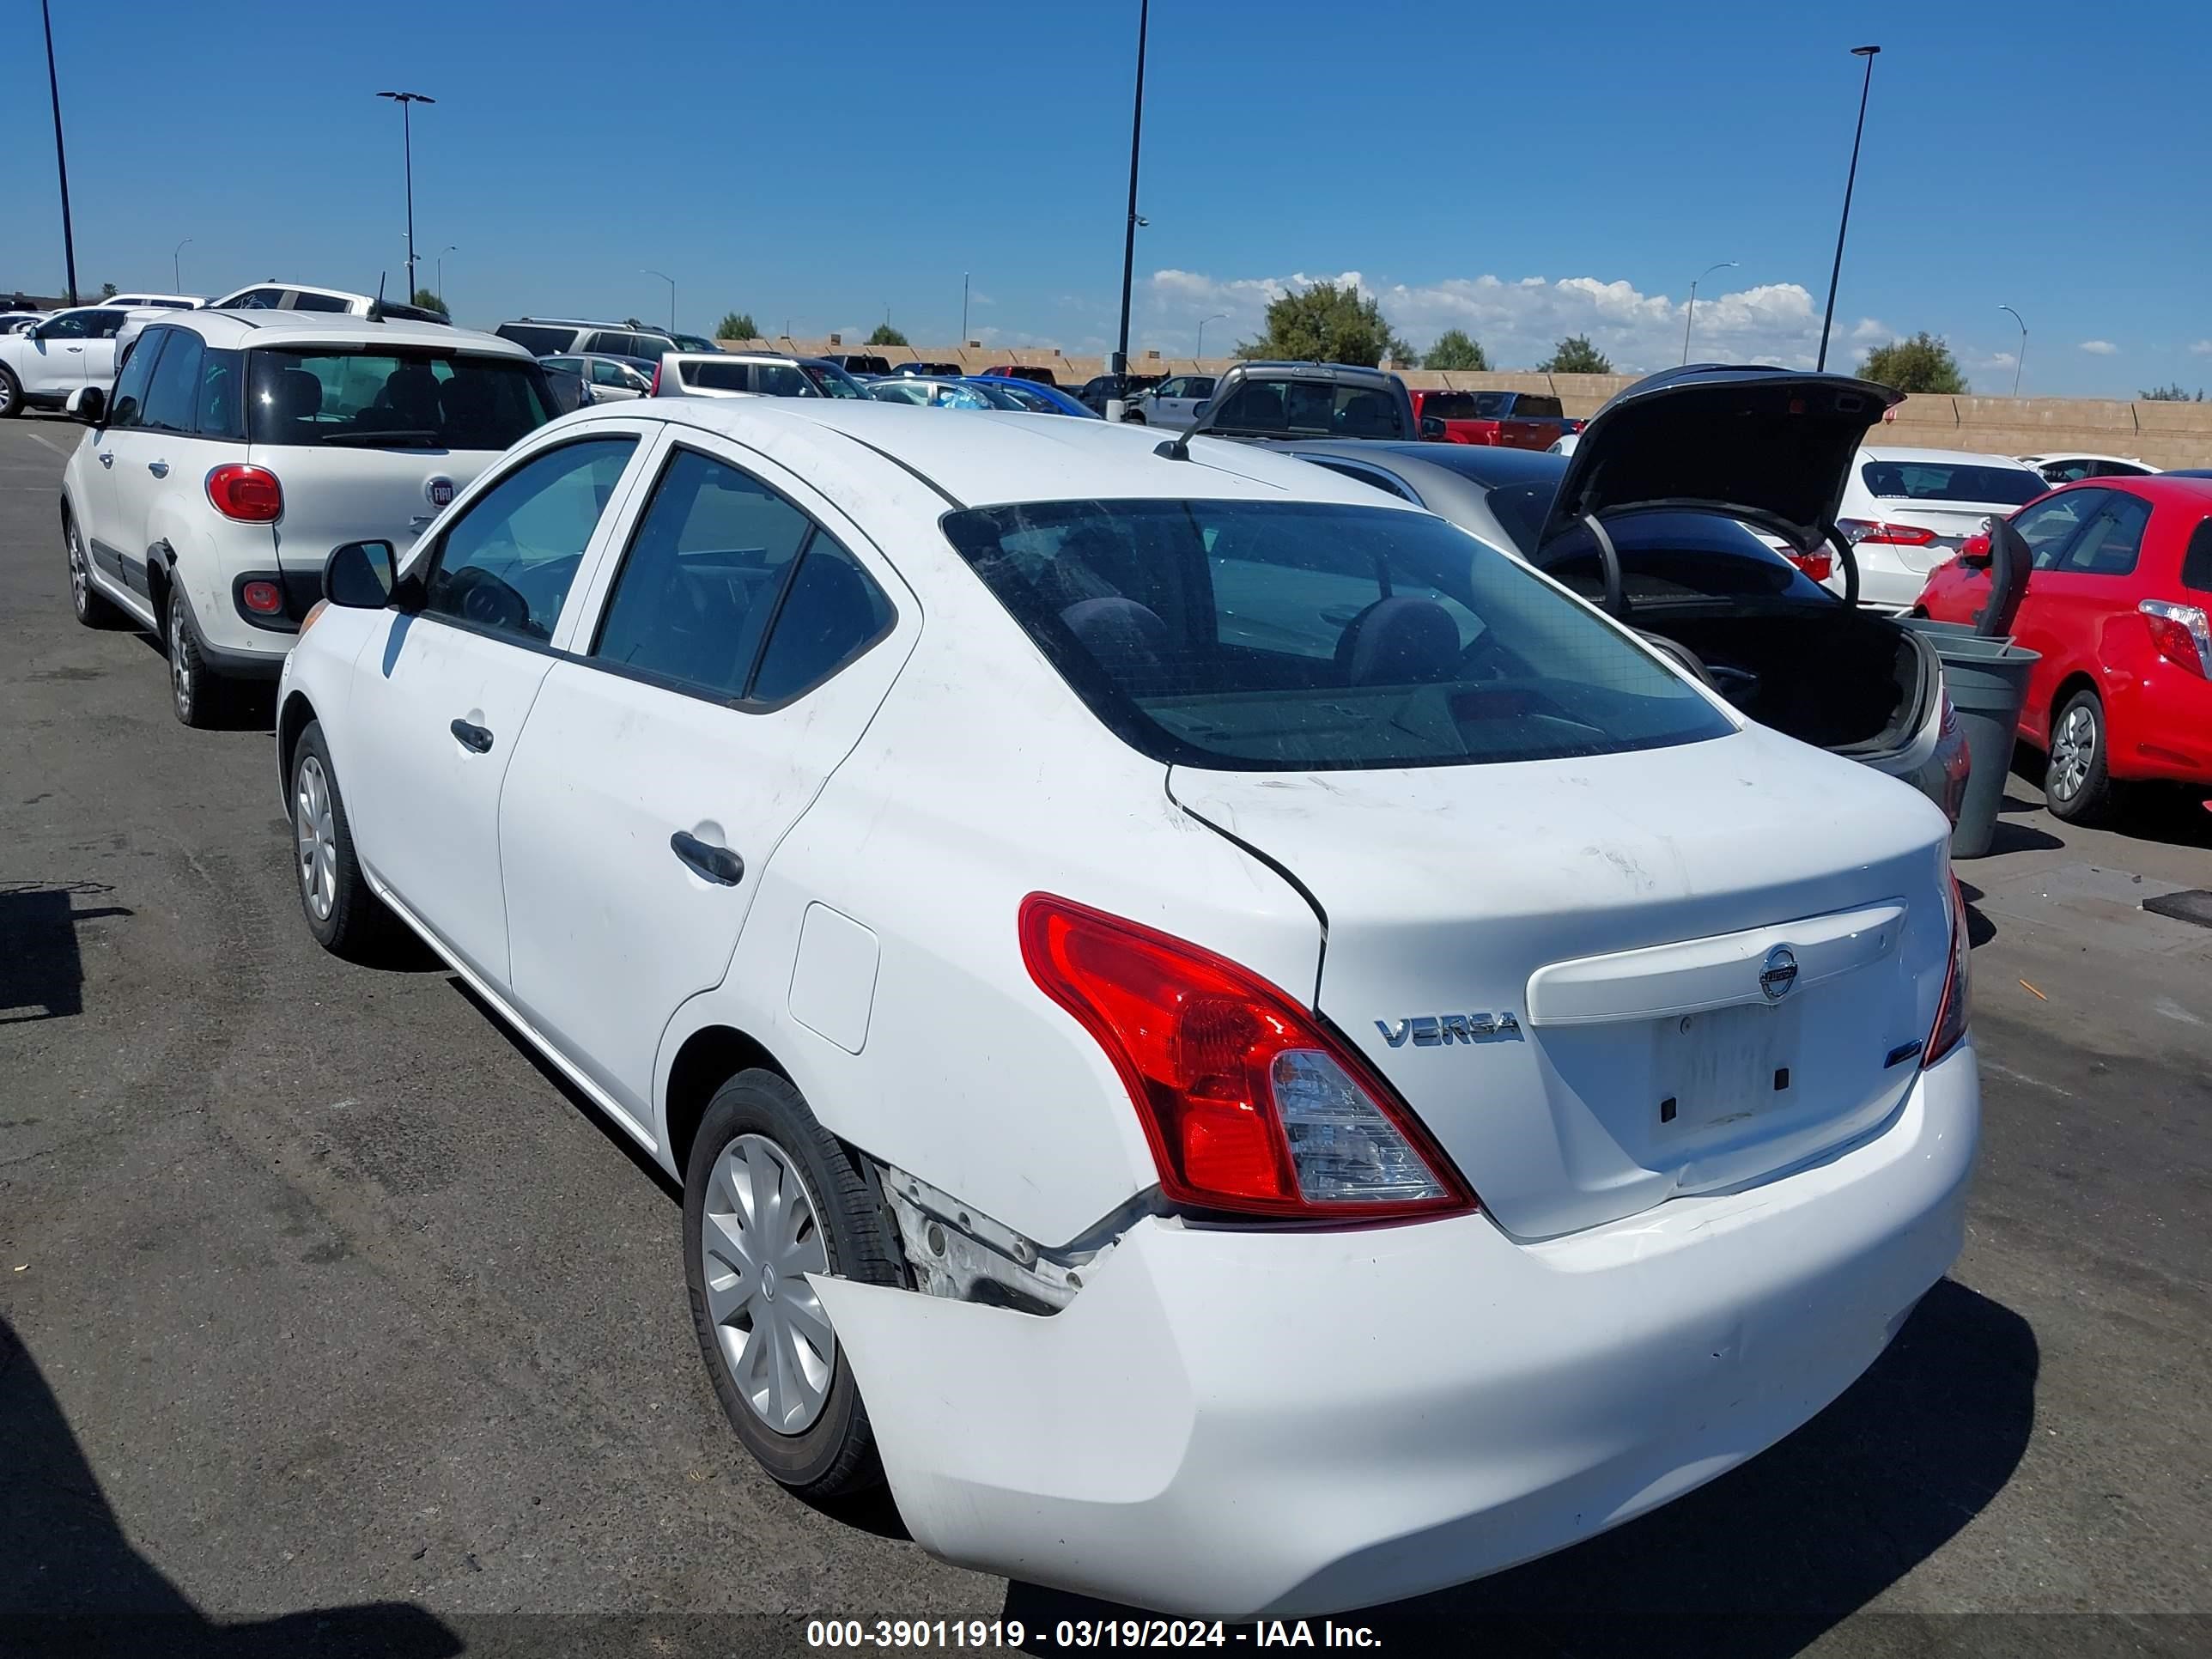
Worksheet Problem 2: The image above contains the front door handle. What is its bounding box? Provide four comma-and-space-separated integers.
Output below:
97, 452, 113, 468
449, 718, 494, 753
670, 830, 744, 886
147, 460, 168, 477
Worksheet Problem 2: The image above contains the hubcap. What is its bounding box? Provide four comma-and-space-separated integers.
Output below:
295, 757, 338, 921
2050, 704, 2095, 801
699, 1133, 836, 1434
168, 610, 191, 719
68, 527, 88, 612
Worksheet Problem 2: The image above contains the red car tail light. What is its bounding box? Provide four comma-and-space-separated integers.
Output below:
2139, 599, 2211, 678
1783, 548, 1835, 583
206, 464, 283, 523
1019, 895, 1475, 1221
1839, 518, 1938, 547
1925, 873, 1972, 1067
649, 361, 663, 396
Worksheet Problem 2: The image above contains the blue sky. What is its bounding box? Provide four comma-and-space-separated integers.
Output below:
5, 0, 2207, 395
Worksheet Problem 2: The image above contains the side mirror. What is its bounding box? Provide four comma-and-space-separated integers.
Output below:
1419, 415, 1446, 441
324, 540, 398, 610
65, 385, 106, 425
1190, 401, 1211, 422
1957, 532, 1993, 569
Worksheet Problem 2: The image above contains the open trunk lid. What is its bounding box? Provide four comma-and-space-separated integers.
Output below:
1173, 724, 1953, 1240
1537, 366, 1900, 556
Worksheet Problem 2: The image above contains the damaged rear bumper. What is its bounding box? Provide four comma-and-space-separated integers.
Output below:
813, 1042, 1978, 1619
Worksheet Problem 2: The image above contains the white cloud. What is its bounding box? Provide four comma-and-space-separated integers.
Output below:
2079, 339, 2119, 356
1145, 267, 1856, 371
2190, 339, 2212, 356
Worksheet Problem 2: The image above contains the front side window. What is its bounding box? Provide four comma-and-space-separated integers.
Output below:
141, 329, 206, 434
942, 500, 1732, 771
228, 288, 283, 310
1860, 460, 2047, 507
424, 437, 639, 643
798, 362, 866, 399
2057, 494, 2153, 576
868, 380, 929, 405
2011, 491, 2106, 568
107, 328, 167, 428
247, 348, 550, 450
39, 312, 94, 340
287, 290, 351, 313
591, 447, 894, 704
590, 359, 635, 388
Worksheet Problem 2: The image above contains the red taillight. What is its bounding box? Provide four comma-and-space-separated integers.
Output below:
2139, 599, 2211, 678
240, 580, 283, 615
206, 464, 283, 523
649, 361, 662, 396
1925, 873, 1971, 1066
1783, 548, 1835, 583
1839, 518, 1938, 547
1018, 895, 1474, 1220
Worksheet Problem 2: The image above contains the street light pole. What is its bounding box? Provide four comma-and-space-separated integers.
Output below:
41, 0, 79, 307
1109, 0, 1151, 422
173, 237, 193, 294
1680, 261, 1739, 364
1816, 46, 1881, 373
435, 246, 456, 312
962, 272, 969, 343
1197, 312, 1227, 362
644, 269, 676, 333
377, 91, 435, 299
1998, 305, 2027, 398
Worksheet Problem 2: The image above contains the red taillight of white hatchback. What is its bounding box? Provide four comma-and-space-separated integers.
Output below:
1019, 894, 1475, 1220
1925, 873, 1972, 1067
205, 463, 283, 523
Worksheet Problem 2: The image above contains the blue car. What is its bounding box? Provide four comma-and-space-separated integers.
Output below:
960, 377, 1102, 419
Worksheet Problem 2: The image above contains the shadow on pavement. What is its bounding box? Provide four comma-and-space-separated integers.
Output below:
0, 882, 131, 1023
1006, 1279, 2037, 1654
0, 1315, 461, 1658
1955, 878, 1996, 948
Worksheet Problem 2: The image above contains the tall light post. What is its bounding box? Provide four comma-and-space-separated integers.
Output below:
434, 246, 456, 312
173, 237, 193, 294
1109, 0, 1152, 422
376, 91, 434, 298
644, 269, 676, 333
1680, 261, 1737, 364
1998, 305, 2027, 397
1816, 46, 1881, 372
962, 271, 970, 343
1197, 311, 1227, 362
41, 0, 79, 307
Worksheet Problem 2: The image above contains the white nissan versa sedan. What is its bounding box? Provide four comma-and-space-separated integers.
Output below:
277, 397, 1978, 1618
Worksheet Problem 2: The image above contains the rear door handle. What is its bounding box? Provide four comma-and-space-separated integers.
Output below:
147, 460, 168, 477
669, 830, 744, 886
449, 718, 494, 753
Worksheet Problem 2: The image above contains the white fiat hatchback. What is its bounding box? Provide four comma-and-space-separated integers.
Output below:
277, 397, 1978, 1617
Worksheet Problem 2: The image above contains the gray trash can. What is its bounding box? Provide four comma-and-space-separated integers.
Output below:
1904, 620, 2040, 859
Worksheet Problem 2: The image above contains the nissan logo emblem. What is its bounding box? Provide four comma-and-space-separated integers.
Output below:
1759, 945, 1800, 1002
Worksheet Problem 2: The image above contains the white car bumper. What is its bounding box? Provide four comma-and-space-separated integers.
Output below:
815, 1043, 1978, 1618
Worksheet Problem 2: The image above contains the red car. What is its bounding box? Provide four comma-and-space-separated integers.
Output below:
1409, 389, 1568, 449
1913, 475, 2212, 822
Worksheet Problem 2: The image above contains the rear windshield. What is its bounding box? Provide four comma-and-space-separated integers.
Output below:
495, 324, 573, 356
940, 500, 1732, 771
248, 348, 551, 450
1535, 510, 1832, 605
1861, 460, 2045, 506
1208, 378, 1407, 439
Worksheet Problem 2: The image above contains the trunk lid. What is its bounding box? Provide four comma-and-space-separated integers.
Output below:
1539, 366, 1900, 555
1173, 724, 1952, 1240
258, 443, 505, 574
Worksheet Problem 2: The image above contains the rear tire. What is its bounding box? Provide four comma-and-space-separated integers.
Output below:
65, 512, 125, 629
1122, 409, 1146, 425
0, 367, 21, 420
2045, 689, 2118, 824
683, 1072, 903, 1498
165, 598, 232, 728
289, 720, 400, 962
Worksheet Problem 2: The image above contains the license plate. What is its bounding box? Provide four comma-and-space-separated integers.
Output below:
1653, 1002, 1799, 1133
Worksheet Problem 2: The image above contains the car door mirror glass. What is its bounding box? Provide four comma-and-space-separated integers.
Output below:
1420, 415, 1446, 441
325, 540, 398, 609
65, 386, 106, 425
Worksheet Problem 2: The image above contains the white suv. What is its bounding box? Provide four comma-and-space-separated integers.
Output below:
0, 307, 137, 416
60, 310, 555, 725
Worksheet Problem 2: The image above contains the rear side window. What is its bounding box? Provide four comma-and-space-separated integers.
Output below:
1423, 392, 1478, 420
141, 330, 205, 434
686, 360, 751, 392
1860, 460, 2045, 506
941, 499, 1732, 771
288, 290, 351, 313
426, 438, 639, 643
2182, 519, 2212, 593
195, 349, 246, 441
592, 447, 893, 705
497, 324, 575, 355
247, 348, 550, 450
1517, 396, 1565, 418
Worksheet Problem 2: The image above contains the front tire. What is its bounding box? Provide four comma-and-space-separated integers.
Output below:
65, 513, 125, 628
165, 598, 232, 728
2045, 689, 2118, 824
684, 1072, 903, 1498
289, 720, 398, 961
0, 367, 21, 420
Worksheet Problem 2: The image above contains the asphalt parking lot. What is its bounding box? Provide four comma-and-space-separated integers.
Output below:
3, 414, 2209, 1658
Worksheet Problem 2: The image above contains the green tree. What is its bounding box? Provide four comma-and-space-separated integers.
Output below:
1858, 332, 1968, 395
2140, 382, 2204, 402
410, 288, 447, 316
1235, 280, 1412, 368
1540, 334, 1613, 374
1423, 329, 1490, 371
100, 282, 118, 299
622, 316, 644, 330
716, 311, 757, 340
868, 323, 909, 347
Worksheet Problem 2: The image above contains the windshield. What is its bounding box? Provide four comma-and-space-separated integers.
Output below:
1861, 459, 2045, 506
248, 348, 551, 450
940, 500, 1732, 771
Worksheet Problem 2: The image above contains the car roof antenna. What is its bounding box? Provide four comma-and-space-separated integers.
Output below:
367, 271, 387, 325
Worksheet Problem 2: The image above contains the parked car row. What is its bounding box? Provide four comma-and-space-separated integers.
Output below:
46, 335, 1981, 1619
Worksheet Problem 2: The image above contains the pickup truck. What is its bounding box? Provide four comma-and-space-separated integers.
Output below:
1412, 388, 1571, 449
